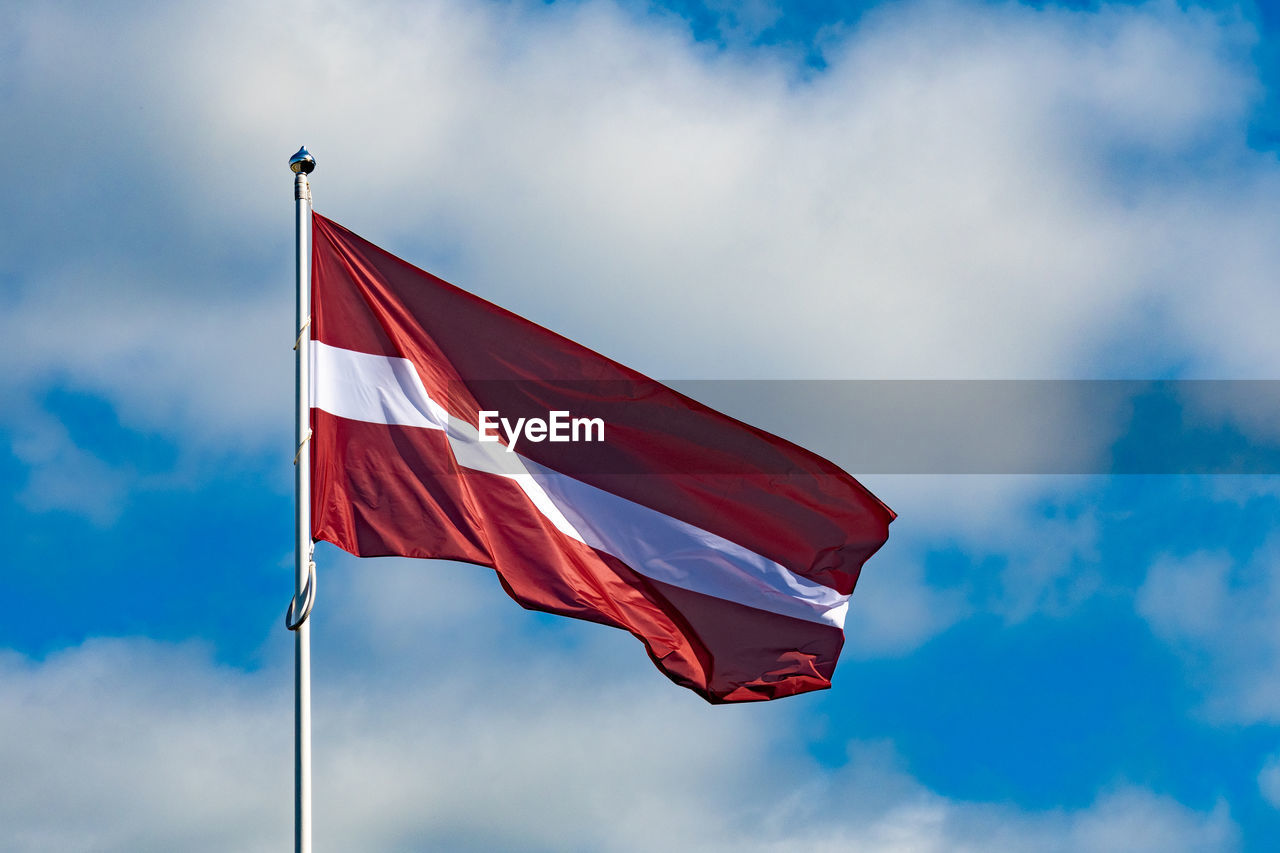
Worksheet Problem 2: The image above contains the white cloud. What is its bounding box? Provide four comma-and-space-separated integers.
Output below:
0, 258, 291, 445
3, 0, 1277, 448
0, 640, 289, 853
1258, 751, 1280, 809
7, 405, 133, 526
841, 547, 970, 657
851, 474, 1106, 634
1137, 538, 1280, 723
0, 621, 1238, 852
6, 559, 1237, 851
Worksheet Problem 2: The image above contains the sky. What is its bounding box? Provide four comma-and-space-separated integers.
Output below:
3, 0, 1280, 849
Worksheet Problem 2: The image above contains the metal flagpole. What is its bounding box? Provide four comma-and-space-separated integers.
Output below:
287, 145, 317, 853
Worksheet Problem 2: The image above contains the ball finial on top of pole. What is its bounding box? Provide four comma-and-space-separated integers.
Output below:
289, 146, 316, 174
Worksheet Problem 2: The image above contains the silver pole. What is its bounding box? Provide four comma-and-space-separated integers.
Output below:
288, 145, 316, 853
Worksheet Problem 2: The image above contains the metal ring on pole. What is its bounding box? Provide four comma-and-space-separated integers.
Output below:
293, 428, 313, 465
293, 316, 311, 351
286, 559, 317, 631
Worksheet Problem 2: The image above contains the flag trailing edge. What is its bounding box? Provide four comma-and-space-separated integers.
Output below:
309, 213, 895, 703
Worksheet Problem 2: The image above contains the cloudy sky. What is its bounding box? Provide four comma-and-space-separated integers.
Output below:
3, 0, 1280, 849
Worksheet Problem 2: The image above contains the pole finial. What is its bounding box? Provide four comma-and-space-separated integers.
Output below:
289, 146, 316, 175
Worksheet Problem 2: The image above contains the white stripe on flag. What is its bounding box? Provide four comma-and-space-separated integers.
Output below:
311, 341, 451, 430
311, 341, 849, 628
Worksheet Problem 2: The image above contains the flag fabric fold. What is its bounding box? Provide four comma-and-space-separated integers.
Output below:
309, 212, 894, 703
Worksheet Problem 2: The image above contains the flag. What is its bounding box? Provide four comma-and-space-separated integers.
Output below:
309, 213, 895, 703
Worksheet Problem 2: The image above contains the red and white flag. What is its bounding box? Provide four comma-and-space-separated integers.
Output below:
309, 213, 894, 703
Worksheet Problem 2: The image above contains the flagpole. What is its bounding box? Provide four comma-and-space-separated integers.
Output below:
287, 145, 316, 853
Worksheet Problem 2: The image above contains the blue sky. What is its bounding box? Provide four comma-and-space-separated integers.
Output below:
4, 0, 1280, 849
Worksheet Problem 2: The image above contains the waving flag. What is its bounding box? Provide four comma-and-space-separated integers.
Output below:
309, 213, 894, 703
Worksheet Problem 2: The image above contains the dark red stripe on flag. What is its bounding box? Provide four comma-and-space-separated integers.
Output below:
634, 574, 843, 703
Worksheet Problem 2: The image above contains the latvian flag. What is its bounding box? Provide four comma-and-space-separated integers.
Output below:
310, 213, 894, 703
